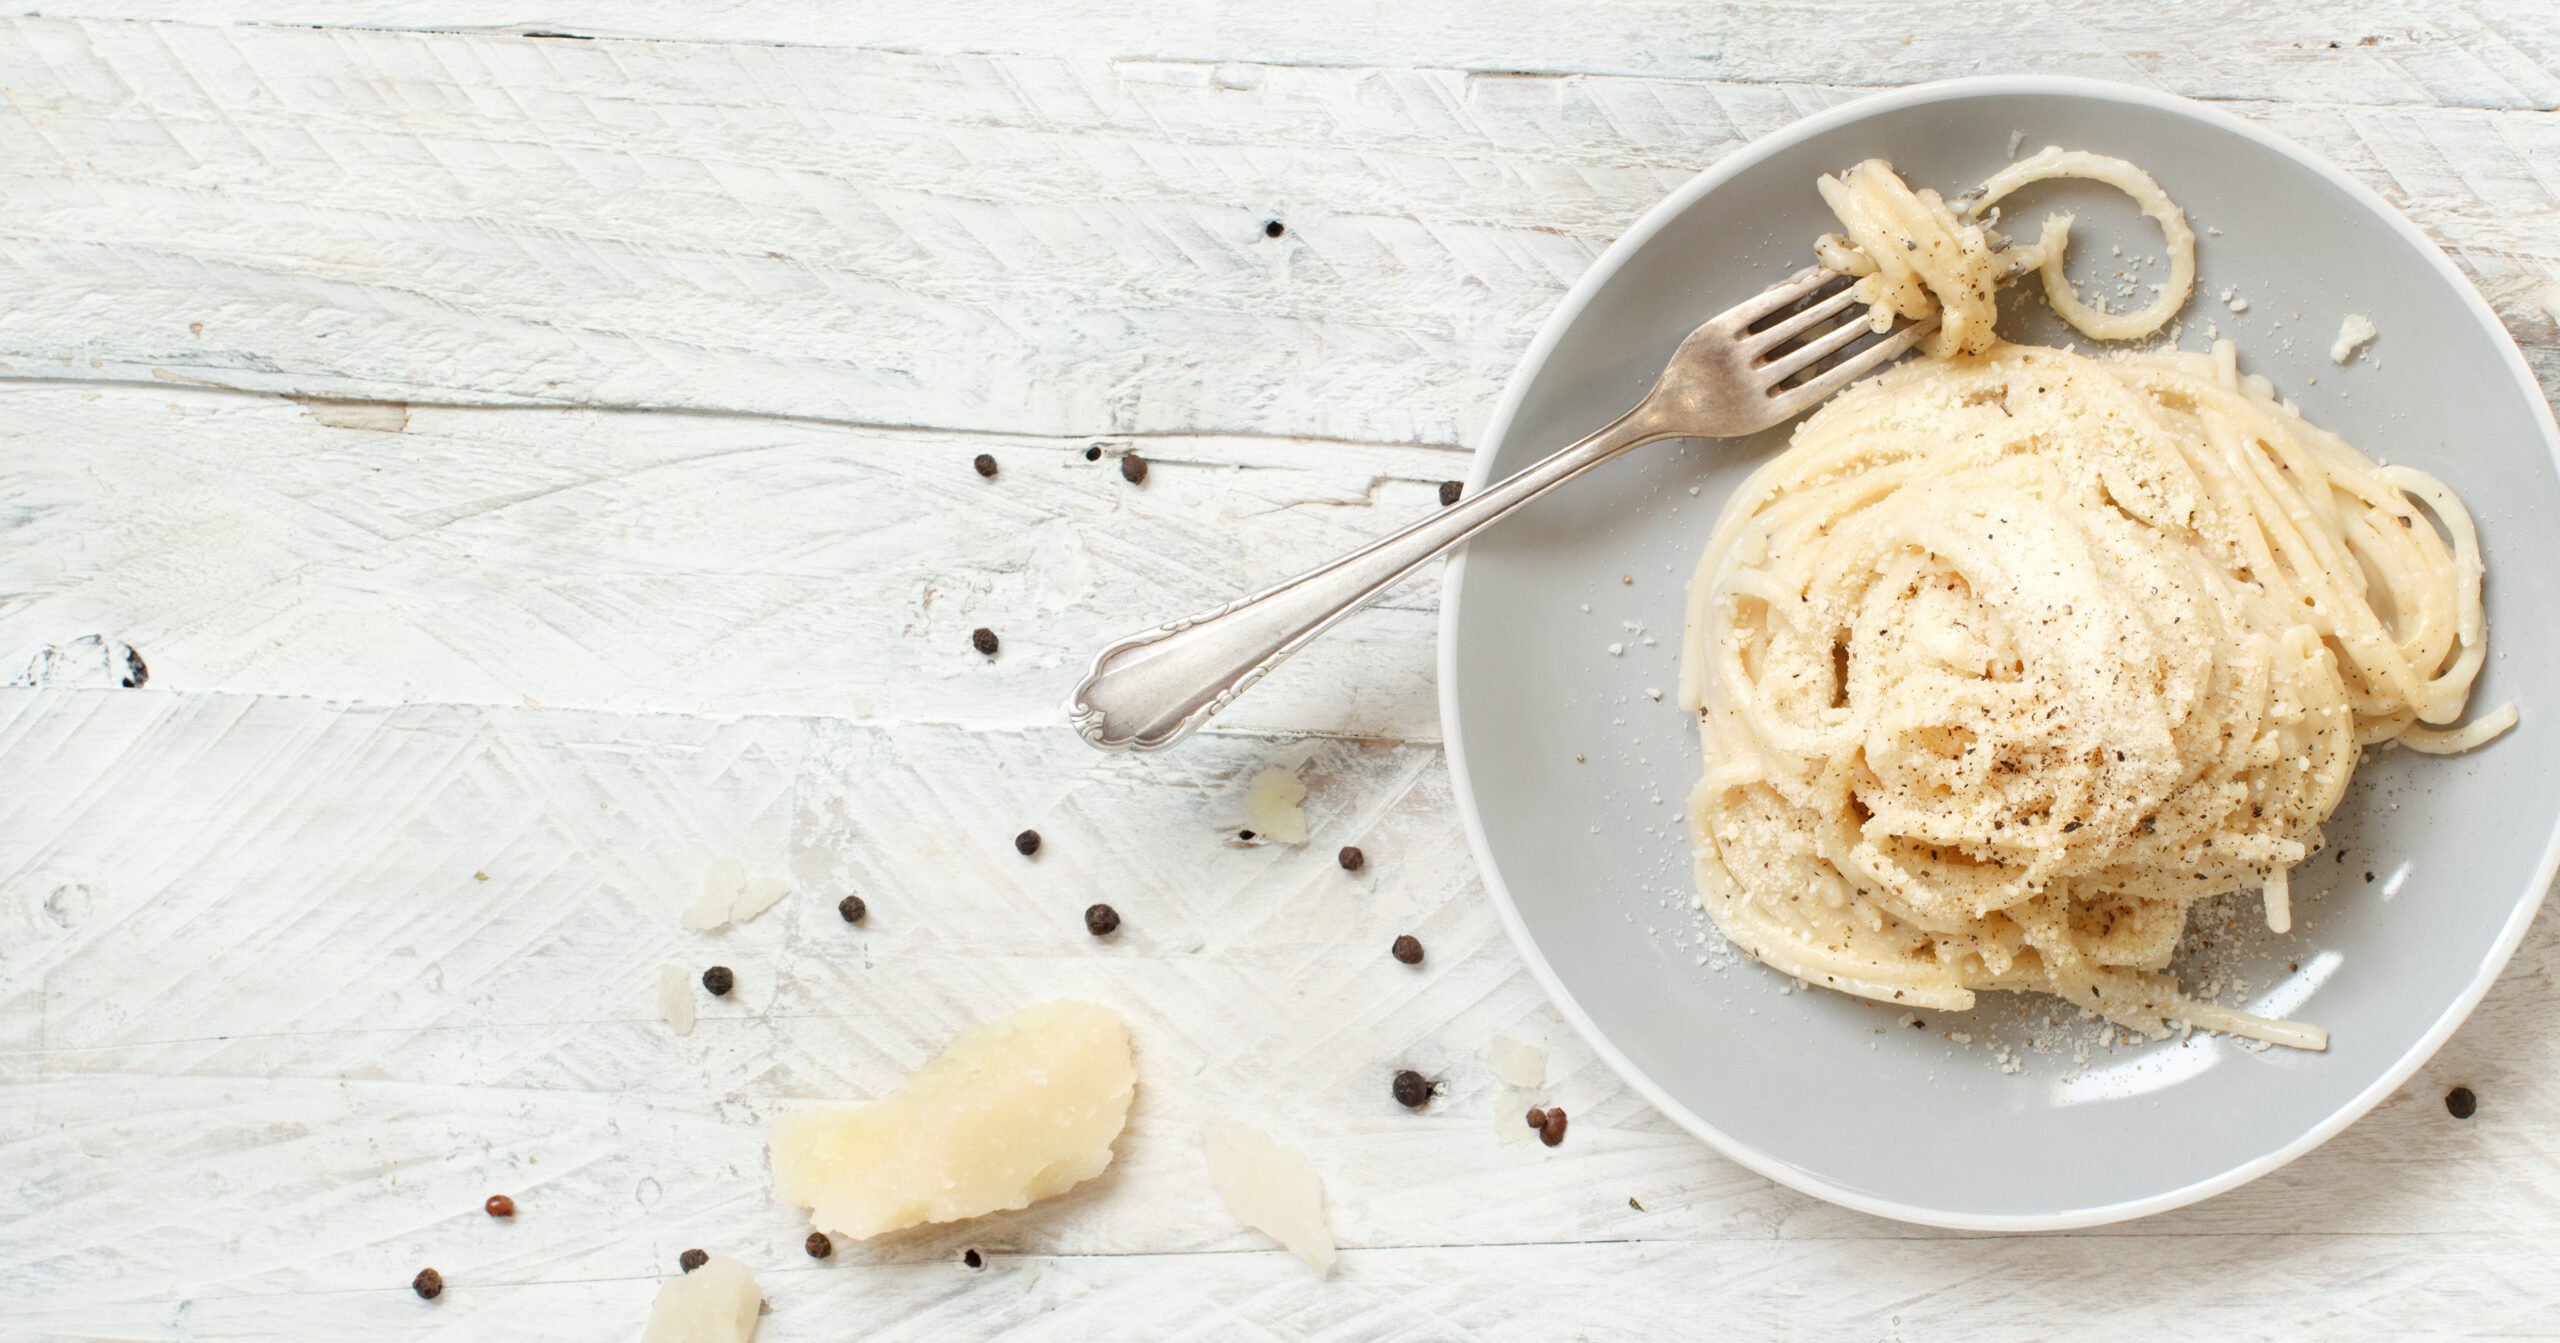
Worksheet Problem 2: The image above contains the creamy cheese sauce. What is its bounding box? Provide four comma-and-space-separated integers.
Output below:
1678, 154, 2507, 1049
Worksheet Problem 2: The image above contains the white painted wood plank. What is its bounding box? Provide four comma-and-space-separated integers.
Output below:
0, 19, 2549, 446
3, 7, 2558, 1338
0, 384, 1457, 739
21, 1, 2560, 111
3, 690, 2554, 1339
11, 1231, 2560, 1342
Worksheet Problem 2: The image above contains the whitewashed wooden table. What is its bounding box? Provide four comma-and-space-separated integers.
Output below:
5, 5, 2559, 1338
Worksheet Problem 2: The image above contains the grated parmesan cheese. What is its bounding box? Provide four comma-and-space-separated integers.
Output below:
1488, 1035, 1547, 1089
1203, 1116, 1336, 1276
660, 964, 696, 1036
731, 874, 790, 923
639, 1254, 760, 1343
1244, 768, 1309, 844
685, 857, 746, 931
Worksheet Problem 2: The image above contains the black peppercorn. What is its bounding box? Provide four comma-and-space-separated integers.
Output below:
806, 1231, 833, 1259
972, 627, 999, 656
973, 453, 998, 478
1120, 452, 1148, 484
1392, 1069, 1433, 1109
484, 1194, 515, 1218
1014, 829, 1041, 856
1085, 903, 1120, 936
1337, 845, 1365, 871
1238, 829, 1256, 841
1264, 220, 1285, 238
679, 1249, 708, 1273
839, 894, 867, 923
1438, 480, 1463, 506
2446, 1086, 2477, 1119
1085, 444, 1102, 461
964, 1248, 984, 1268
701, 965, 734, 997
1391, 934, 1423, 965
412, 1267, 443, 1300
1539, 1107, 1569, 1147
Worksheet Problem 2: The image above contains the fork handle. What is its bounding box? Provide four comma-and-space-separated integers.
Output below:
1068, 403, 1675, 752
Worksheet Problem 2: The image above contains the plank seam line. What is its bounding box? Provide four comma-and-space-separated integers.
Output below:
16, 14, 2560, 117
0, 376, 1476, 455
0, 691, 1445, 752
28, 1226, 2520, 1309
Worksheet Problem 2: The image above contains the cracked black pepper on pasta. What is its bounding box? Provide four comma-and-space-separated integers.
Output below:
1679, 150, 2509, 1053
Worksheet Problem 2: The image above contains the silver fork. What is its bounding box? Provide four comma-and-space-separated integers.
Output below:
1066, 266, 1936, 752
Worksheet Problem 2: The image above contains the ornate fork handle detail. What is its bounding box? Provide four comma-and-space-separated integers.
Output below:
1065, 267, 1934, 752
1066, 404, 1673, 752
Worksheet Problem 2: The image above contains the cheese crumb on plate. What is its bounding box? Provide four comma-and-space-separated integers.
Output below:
2329, 312, 2377, 364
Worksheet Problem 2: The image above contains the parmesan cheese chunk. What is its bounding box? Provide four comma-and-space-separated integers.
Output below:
1488, 1035, 1547, 1089
684, 857, 746, 931
1494, 1088, 1546, 1146
770, 999, 1133, 1241
638, 1254, 760, 1343
1245, 768, 1308, 843
731, 875, 789, 923
2329, 313, 2377, 364
1203, 1116, 1336, 1277
660, 964, 696, 1037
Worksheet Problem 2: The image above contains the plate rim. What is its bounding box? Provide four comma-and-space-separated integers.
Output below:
1435, 73, 2560, 1231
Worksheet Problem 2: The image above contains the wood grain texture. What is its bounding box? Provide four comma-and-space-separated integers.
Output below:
3, 5, 2559, 1340
0, 384, 1453, 738
20, 1, 2560, 110
6, 690, 2556, 1340
0, 17, 2550, 447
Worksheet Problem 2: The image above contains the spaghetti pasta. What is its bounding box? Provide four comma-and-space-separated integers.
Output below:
1678, 151, 2509, 1050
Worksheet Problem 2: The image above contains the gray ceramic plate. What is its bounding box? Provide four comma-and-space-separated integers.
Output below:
1439, 76, 2560, 1229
